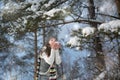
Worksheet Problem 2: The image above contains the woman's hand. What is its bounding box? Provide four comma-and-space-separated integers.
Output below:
49, 37, 61, 49
51, 42, 61, 49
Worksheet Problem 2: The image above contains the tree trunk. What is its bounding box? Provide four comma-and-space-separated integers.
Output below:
88, 0, 103, 54
115, 0, 120, 17
88, 0, 105, 75
43, 25, 46, 45
117, 36, 120, 80
34, 29, 38, 80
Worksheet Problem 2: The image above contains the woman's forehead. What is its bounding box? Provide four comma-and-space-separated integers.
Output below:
50, 37, 56, 40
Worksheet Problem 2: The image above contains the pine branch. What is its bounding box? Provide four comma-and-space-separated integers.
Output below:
96, 13, 120, 19
46, 0, 68, 11
39, 18, 103, 28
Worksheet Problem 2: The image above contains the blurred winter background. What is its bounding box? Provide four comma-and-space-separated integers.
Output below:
0, 0, 120, 80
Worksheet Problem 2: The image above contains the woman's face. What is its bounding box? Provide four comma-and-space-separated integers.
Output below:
49, 38, 56, 45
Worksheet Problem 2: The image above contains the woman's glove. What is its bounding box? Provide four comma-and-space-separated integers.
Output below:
52, 42, 61, 49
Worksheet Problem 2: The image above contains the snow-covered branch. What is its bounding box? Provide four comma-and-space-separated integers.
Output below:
66, 20, 120, 49
39, 18, 103, 28
1, 0, 68, 22
93, 71, 107, 80
82, 27, 95, 37
98, 20, 120, 32
67, 36, 80, 48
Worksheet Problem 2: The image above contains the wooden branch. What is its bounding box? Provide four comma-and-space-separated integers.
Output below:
39, 18, 103, 28
96, 13, 120, 19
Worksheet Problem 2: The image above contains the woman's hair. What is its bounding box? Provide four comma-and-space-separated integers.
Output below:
42, 37, 57, 57
45, 43, 51, 57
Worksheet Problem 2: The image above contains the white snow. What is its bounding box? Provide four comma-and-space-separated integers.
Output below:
98, 20, 120, 32
25, 0, 41, 12
30, 4, 39, 12
108, 20, 120, 32
98, 22, 111, 32
1, 1, 21, 14
43, 8, 66, 19
67, 36, 80, 47
25, 0, 41, 4
23, 18, 27, 24
44, 0, 55, 8
82, 27, 95, 37
94, 71, 107, 80
35, 11, 43, 16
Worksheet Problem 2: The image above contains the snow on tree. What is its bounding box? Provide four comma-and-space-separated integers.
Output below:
0, 0, 70, 36
1, 1, 21, 14
98, 20, 120, 33
67, 36, 80, 48
67, 19, 120, 79
0, 0, 71, 80
1, 0, 120, 80
93, 71, 107, 80
82, 26, 95, 37
43, 8, 67, 19
66, 0, 120, 78
67, 20, 120, 47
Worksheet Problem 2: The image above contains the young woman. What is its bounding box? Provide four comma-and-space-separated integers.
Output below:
36, 37, 62, 80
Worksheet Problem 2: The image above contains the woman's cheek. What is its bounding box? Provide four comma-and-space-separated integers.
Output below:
49, 41, 53, 45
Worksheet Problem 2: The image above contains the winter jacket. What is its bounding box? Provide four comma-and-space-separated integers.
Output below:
36, 46, 62, 80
